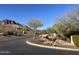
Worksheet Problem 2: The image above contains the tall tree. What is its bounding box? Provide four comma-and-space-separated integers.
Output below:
52, 8, 79, 36
27, 19, 43, 39
27, 19, 43, 34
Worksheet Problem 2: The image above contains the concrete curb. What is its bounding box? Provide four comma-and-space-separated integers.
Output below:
26, 40, 79, 51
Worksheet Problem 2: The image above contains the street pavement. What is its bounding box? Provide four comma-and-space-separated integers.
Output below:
0, 35, 79, 55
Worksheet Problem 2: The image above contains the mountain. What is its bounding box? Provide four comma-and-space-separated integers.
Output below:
0, 19, 31, 31
0, 19, 22, 26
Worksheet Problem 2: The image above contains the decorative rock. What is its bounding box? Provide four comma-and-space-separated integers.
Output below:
39, 33, 57, 42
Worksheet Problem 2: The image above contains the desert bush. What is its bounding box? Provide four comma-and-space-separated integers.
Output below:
0, 29, 6, 33
14, 30, 23, 36
46, 28, 57, 34
51, 8, 79, 37
3, 31, 14, 36
72, 35, 79, 47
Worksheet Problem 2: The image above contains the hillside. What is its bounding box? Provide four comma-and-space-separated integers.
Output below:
0, 19, 31, 32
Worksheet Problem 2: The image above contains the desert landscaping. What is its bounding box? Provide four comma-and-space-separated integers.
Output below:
0, 4, 79, 55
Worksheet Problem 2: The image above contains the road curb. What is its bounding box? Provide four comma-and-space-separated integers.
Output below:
26, 40, 79, 51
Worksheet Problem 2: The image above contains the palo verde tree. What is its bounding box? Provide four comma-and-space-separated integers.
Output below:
27, 18, 43, 34
52, 8, 79, 37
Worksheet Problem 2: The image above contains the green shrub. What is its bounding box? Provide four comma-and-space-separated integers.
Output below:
3, 31, 14, 36
3, 30, 24, 36
0, 29, 6, 33
14, 30, 23, 36
72, 35, 79, 47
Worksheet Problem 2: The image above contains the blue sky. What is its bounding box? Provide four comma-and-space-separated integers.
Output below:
0, 4, 78, 30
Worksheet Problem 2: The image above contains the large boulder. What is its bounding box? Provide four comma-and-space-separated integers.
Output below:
39, 34, 48, 38
39, 33, 57, 43
39, 33, 57, 40
39, 34, 49, 42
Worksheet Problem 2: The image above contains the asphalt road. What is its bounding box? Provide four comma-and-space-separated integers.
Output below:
0, 35, 79, 55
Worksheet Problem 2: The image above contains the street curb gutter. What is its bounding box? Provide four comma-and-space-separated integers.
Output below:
26, 40, 79, 52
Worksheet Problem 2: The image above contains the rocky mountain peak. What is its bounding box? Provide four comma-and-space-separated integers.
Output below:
0, 19, 22, 26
